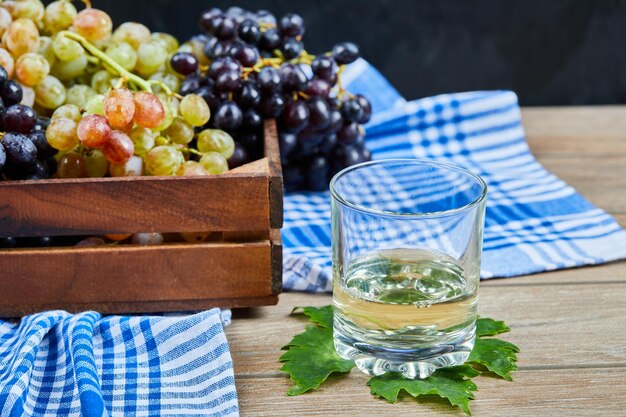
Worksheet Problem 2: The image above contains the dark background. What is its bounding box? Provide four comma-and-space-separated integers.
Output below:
72, 0, 626, 105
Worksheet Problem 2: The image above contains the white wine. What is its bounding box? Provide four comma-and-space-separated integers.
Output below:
333, 248, 478, 378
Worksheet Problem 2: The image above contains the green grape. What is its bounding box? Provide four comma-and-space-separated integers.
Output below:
109, 155, 143, 177
3, 0, 44, 22
134, 40, 167, 76
85, 94, 105, 115
111, 22, 150, 50
46, 117, 78, 151
90, 69, 117, 94
15, 52, 50, 87
199, 152, 229, 175
51, 54, 87, 80
84, 149, 108, 177
177, 160, 209, 176
0, 8, 12, 38
52, 103, 81, 122
144, 145, 183, 176
153, 94, 175, 131
154, 136, 169, 146
0, 48, 14, 76
73, 8, 112, 43
56, 151, 87, 178
181, 39, 209, 66
43, 0, 76, 34
34, 75, 66, 109
149, 71, 180, 94
65, 84, 96, 109
151, 32, 179, 54
38, 36, 56, 67
105, 42, 137, 71
129, 126, 156, 156
20, 85, 34, 107
179, 94, 211, 127
197, 129, 235, 159
165, 117, 194, 145
5, 18, 39, 58
52, 34, 84, 62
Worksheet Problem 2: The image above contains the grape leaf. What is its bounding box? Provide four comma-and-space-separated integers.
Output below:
280, 309, 354, 395
476, 317, 510, 337
292, 305, 333, 328
367, 365, 479, 415
467, 337, 519, 380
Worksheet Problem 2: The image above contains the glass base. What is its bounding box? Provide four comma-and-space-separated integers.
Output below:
333, 327, 475, 379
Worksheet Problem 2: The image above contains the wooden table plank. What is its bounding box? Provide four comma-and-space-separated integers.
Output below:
228, 107, 626, 416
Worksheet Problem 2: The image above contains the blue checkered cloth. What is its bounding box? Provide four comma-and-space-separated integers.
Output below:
0, 309, 239, 416
283, 59, 626, 291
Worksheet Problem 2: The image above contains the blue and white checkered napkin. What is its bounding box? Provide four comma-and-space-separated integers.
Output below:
283, 59, 626, 291
0, 309, 239, 416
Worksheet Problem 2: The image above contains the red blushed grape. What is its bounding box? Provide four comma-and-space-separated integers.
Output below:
133, 91, 165, 129
101, 130, 134, 164
73, 8, 112, 42
104, 88, 135, 129
77, 114, 112, 148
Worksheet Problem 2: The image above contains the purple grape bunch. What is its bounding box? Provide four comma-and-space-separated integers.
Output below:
170, 7, 372, 192
0, 65, 57, 182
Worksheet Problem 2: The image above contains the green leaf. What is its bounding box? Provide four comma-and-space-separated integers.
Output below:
291, 305, 334, 328
467, 337, 520, 380
279, 324, 355, 395
476, 317, 510, 337
368, 366, 479, 415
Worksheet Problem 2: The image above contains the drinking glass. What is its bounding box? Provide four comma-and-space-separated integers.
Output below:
330, 159, 487, 379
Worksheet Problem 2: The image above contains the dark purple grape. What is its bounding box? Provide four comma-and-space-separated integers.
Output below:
214, 101, 243, 131
355, 94, 372, 124
281, 100, 310, 132
279, 13, 305, 37
341, 98, 364, 123
297, 128, 323, 147
2, 133, 37, 166
282, 38, 303, 60
20, 236, 54, 247
208, 57, 241, 79
311, 56, 338, 81
334, 144, 362, 168
225, 6, 246, 20
21, 159, 49, 180
306, 96, 331, 131
205, 38, 231, 58
360, 147, 372, 162
283, 165, 305, 192
0, 141, 5, 170
239, 19, 261, 44
318, 134, 337, 154
0, 66, 8, 86
306, 155, 329, 191
280, 63, 307, 92
179, 75, 201, 95
332, 42, 360, 65
257, 66, 281, 93
278, 132, 297, 163
238, 132, 262, 156
46, 157, 57, 176
259, 93, 285, 118
0, 80, 23, 106
337, 122, 361, 145
2, 104, 36, 133
32, 116, 50, 132
228, 142, 250, 169
214, 16, 238, 40
191, 33, 210, 44
28, 130, 56, 160
199, 7, 223, 32
325, 109, 344, 134
259, 28, 281, 51
170, 52, 198, 76
230, 44, 259, 67
0, 237, 16, 248
241, 109, 262, 131
304, 78, 331, 97
215, 69, 242, 92
256, 10, 277, 26
235, 81, 261, 108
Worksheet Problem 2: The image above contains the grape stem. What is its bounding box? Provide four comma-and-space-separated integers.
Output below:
57, 31, 172, 95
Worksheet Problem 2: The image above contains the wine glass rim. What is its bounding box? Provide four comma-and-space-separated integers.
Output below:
329, 158, 488, 218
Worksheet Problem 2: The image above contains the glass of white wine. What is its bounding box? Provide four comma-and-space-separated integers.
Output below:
330, 159, 487, 379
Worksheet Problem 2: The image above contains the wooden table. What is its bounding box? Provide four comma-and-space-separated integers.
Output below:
226, 107, 626, 416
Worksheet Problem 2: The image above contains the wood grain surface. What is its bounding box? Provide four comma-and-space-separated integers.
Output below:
226, 107, 626, 416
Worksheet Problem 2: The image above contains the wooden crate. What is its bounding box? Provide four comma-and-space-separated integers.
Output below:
0, 121, 283, 317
